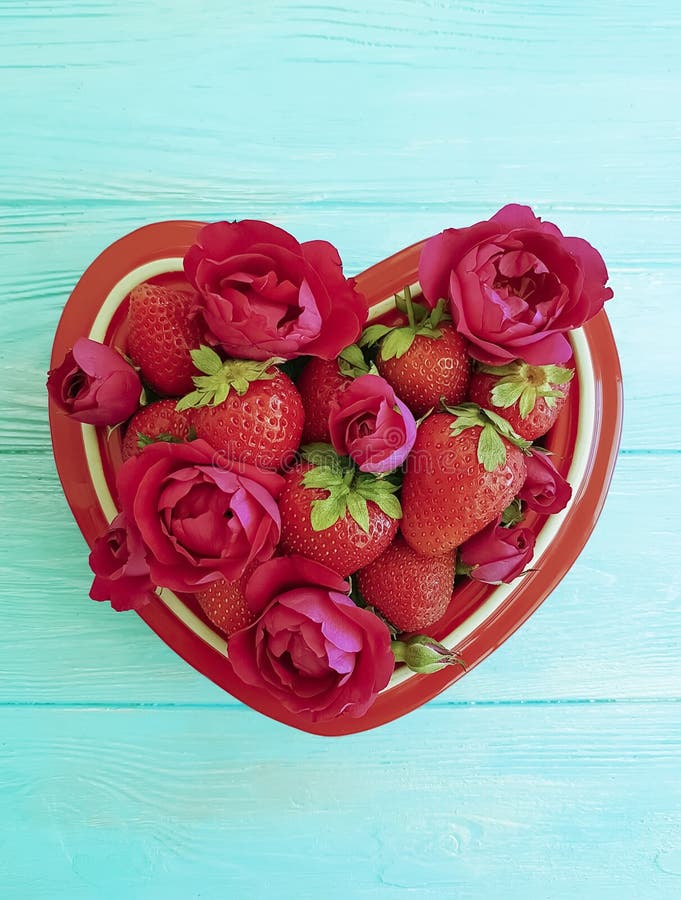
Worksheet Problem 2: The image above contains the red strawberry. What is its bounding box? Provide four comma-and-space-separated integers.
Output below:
178, 347, 304, 470
121, 399, 194, 461
297, 345, 369, 444
278, 457, 401, 577
400, 405, 529, 556
195, 569, 256, 636
361, 290, 470, 416
127, 283, 203, 396
468, 362, 574, 441
357, 536, 454, 632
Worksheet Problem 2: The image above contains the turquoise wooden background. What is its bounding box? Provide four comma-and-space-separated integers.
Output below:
2, 1, 680, 897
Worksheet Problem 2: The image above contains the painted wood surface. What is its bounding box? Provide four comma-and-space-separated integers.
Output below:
1, 1, 680, 897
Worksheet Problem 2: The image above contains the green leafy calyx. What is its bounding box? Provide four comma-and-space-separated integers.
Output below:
478, 361, 574, 419
500, 497, 524, 528
337, 343, 371, 378
359, 285, 450, 361
443, 401, 532, 472
391, 635, 467, 674
176, 346, 283, 411
299, 447, 402, 533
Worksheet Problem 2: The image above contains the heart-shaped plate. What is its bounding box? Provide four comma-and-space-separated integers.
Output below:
49, 221, 623, 735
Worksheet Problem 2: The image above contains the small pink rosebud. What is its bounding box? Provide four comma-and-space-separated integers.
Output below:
459, 516, 536, 584
328, 373, 417, 473
47, 337, 142, 426
518, 449, 572, 514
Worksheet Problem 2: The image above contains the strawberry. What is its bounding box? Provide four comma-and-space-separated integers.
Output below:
195, 569, 256, 636
468, 362, 574, 441
297, 345, 370, 444
400, 405, 529, 556
278, 453, 401, 577
357, 536, 454, 632
177, 346, 304, 470
360, 288, 470, 416
121, 399, 195, 461
127, 283, 203, 396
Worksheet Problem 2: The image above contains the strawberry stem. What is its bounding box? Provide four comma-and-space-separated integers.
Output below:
404, 284, 416, 330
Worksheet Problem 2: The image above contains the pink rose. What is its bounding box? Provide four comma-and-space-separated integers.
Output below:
459, 516, 536, 584
117, 439, 283, 592
184, 220, 368, 361
89, 513, 156, 612
228, 556, 394, 722
419, 204, 613, 365
47, 337, 141, 426
518, 450, 572, 514
328, 374, 417, 473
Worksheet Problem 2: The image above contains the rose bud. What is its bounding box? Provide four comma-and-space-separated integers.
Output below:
391, 634, 466, 674
518, 449, 572, 514
47, 337, 142, 426
184, 220, 368, 361
116, 439, 283, 592
419, 204, 613, 365
89, 513, 156, 612
228, 555, 395, 722
459, 516, 536, 584
328, 373, 417, 473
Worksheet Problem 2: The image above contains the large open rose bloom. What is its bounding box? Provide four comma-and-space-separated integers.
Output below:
419, 204, 613, 365
116, 439, 283, 592
228, 556, 394, 722
47, 337, 141, 426
328, 373, 417, 473
184, 220, 368, 361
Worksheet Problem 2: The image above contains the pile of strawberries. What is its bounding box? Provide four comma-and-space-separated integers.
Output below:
48, 208, 612, 721
117, 272, 571, 636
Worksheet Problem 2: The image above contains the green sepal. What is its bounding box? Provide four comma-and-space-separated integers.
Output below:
176, 347, 282, 411
358, 324, 393, 348
358, 288, 450, 362
346, 492, 370, 533
300, 442, 346, 471
190, 345, 223, 375
501, 497, 524, 527
478, 361, 575, 420
136, 431, 184, 449
301, 454, 403, 533
444, 401, 532, 472
337, 343, 370, 378
310, 493, 349, 532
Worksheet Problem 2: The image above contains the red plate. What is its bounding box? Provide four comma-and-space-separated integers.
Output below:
49, 221, 623, 735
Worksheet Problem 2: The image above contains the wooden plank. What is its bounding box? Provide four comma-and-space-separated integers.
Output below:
1, 452, 679, 706
1, 2, 679, 207
1, 702, 680, 898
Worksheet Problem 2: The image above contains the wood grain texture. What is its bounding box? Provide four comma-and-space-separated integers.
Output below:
1, 0, 680, 895
2, 704, 681, 899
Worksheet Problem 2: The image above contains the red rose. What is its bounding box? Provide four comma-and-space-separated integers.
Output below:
418, 204, 613, 365
328, 374, 417, 473
459, 516, 536, 584
518, 450, 572, 514
184, 220, 367, 361
47, 337, 141, 426
228, 556, 394, 722
89, 513, 156, 612
117, 439, 283, 592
